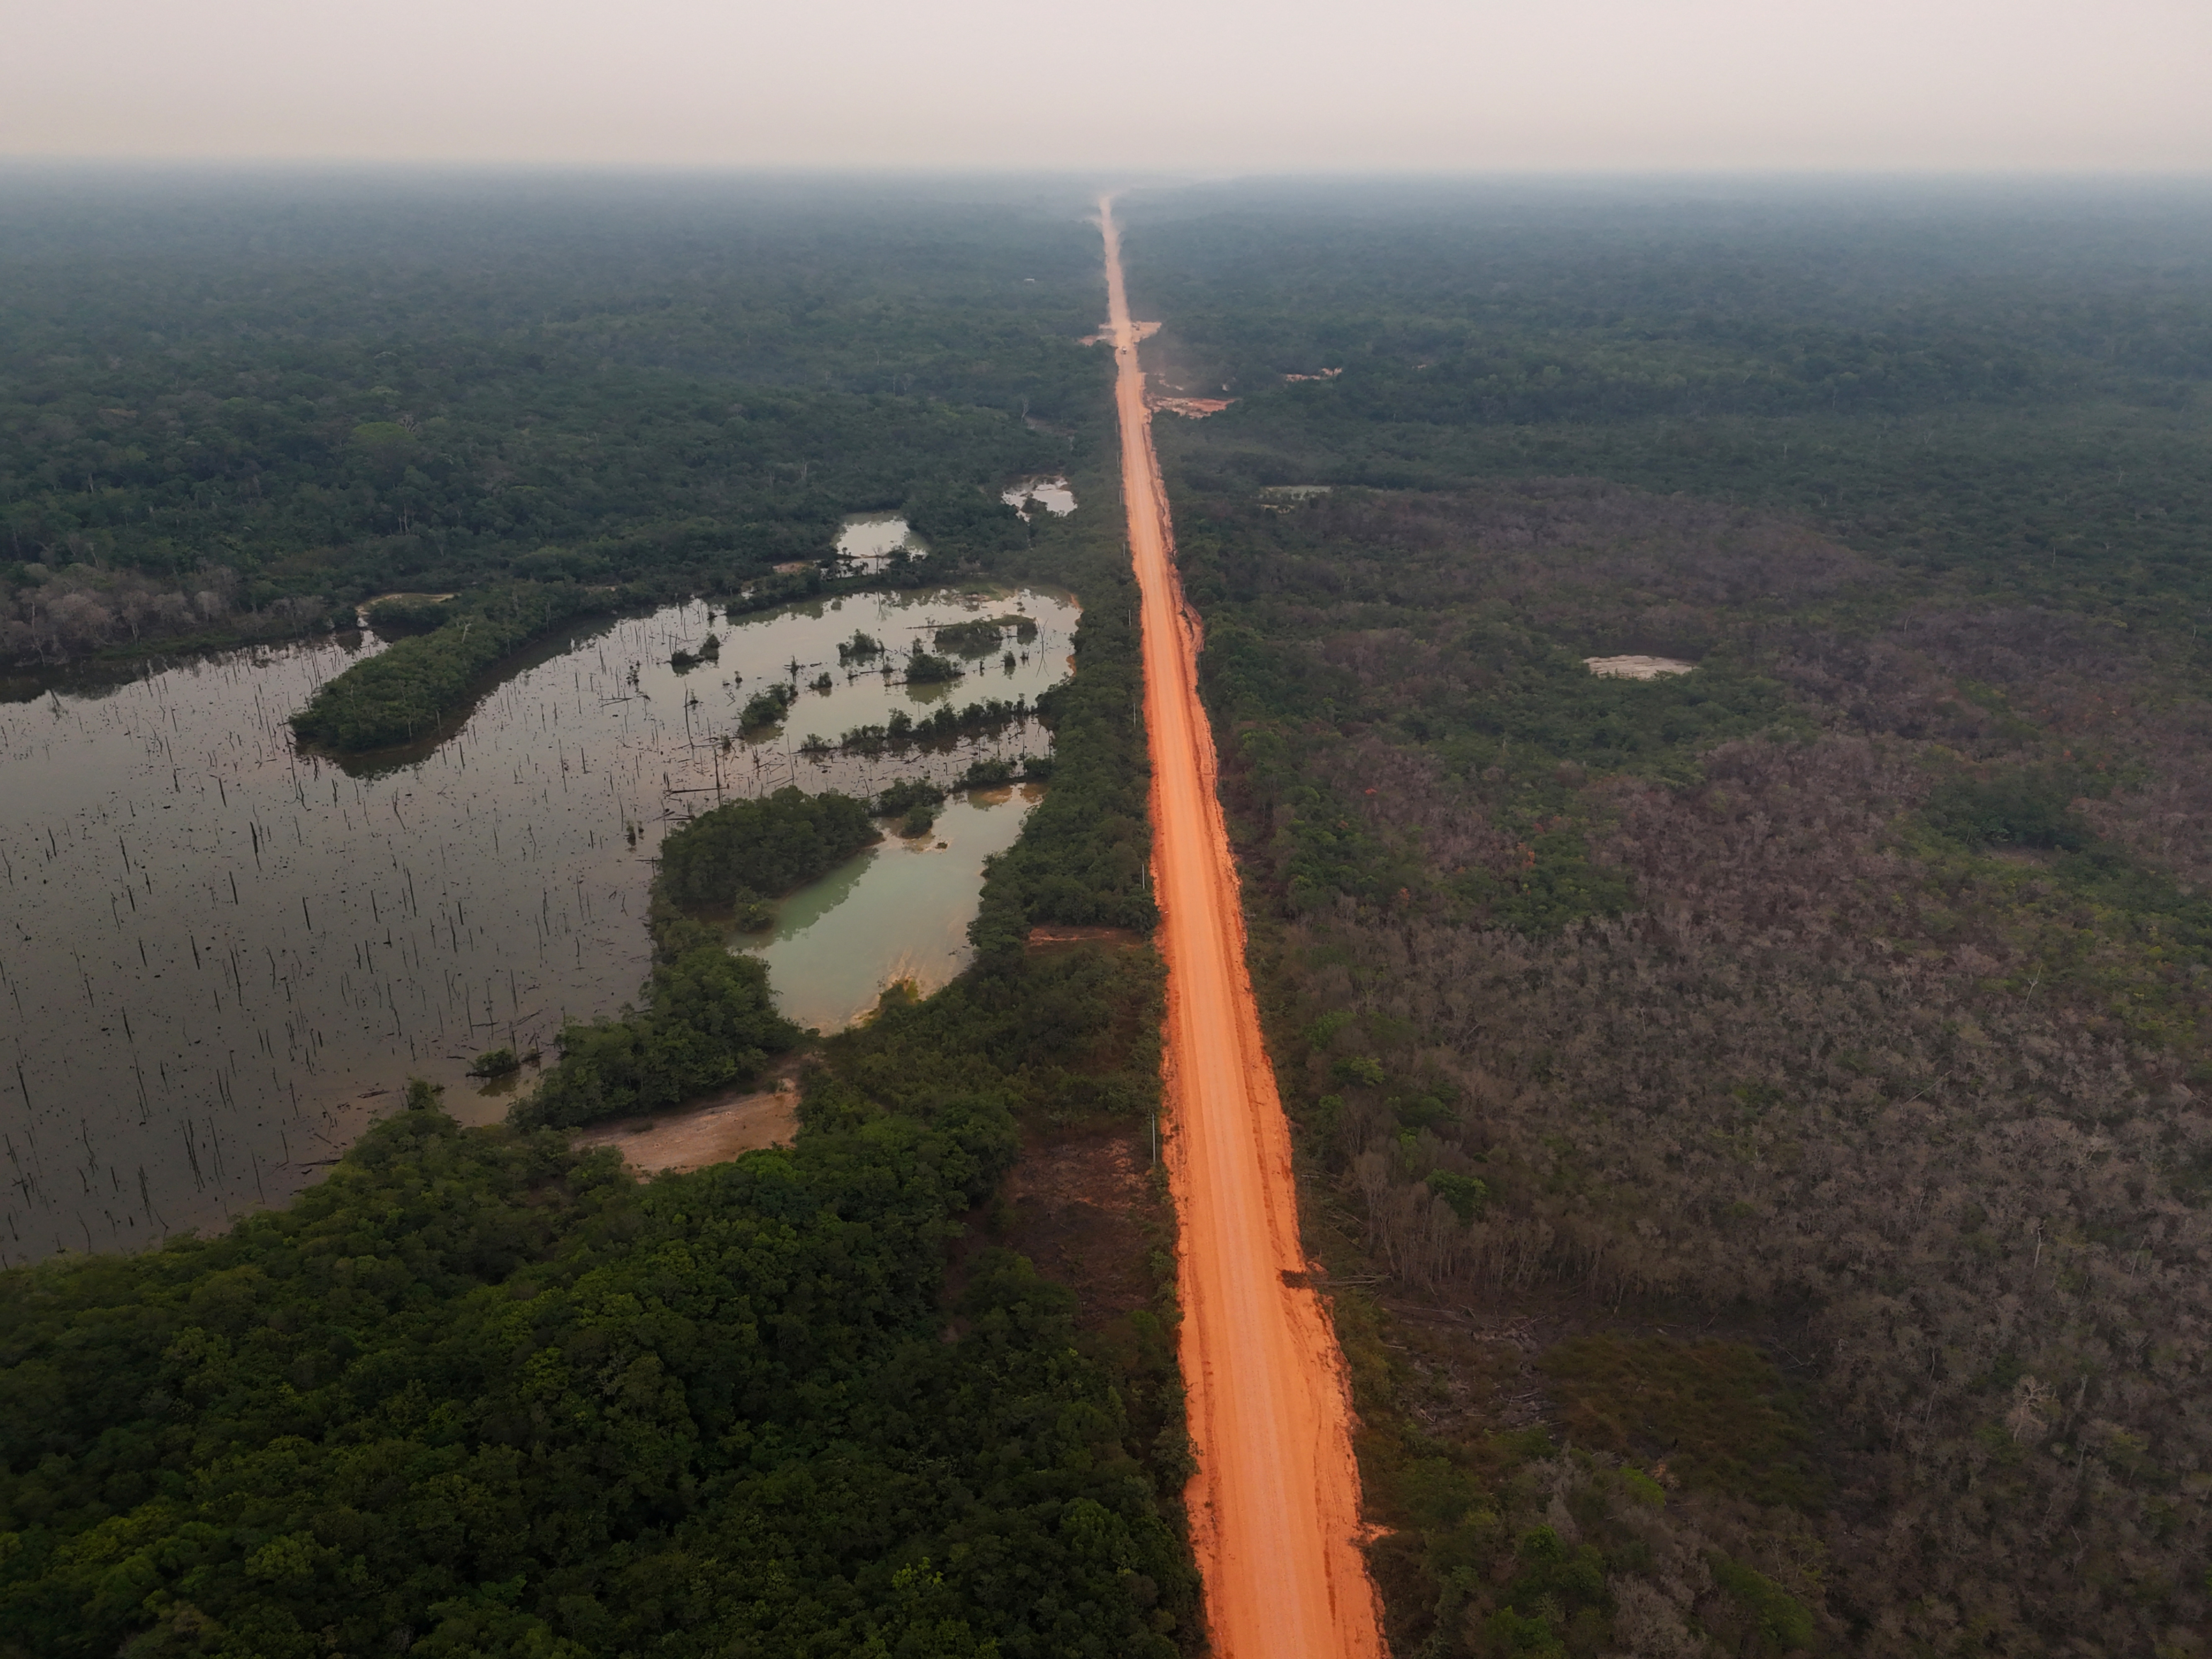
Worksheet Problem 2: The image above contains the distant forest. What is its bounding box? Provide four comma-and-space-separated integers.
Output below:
1131, 179, 2212, 620
1130, 181, 2212, 1657
0, 174, 1109, 670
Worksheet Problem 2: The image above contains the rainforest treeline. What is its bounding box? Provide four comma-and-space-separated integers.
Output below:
1137, 179, 2212, 1659
1130, 179, 2212, 625
0, 175, 1107, 670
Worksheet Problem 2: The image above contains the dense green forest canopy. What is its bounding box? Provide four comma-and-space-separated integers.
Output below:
655, 786, 881, 915
288, 580, 608, 749
0, 1082, 1188, 1658
0, 171, 1110, 668
1128, 178, 2212, 625
1132, 180, 2212, 1658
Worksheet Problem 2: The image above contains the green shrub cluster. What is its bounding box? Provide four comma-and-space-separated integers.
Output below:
873, 777, 948, 837
932, 618, 1009, 657
655, 786, 878, 915
515, 919, 801, 1132
290, 583, 605, 750
737, 681, 796, 728
361, 593, 452, 634
825, 694, 1031, 755
901, 640, 963, 684
1922, 769, 2093, 851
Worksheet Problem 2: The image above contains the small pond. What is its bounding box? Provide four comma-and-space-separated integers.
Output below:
739, 783, 1044, 1032
1003, 476, 1077, 518
835, 513, 930, 572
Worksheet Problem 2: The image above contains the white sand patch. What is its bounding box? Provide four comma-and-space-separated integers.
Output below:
1585, 654, 1696, 679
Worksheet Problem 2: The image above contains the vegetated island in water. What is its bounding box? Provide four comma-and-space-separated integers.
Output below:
515, 756, 1054, 1134
290, 567, 835, 752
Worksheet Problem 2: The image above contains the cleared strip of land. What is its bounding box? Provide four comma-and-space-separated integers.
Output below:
1099, 195, 1384, 1659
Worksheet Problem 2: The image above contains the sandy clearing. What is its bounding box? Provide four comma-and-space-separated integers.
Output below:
572, 1077, 799, 1174
1100, 195, 1384, 1659
1024, 924, 1143, 951
1586, 653, 1696, 679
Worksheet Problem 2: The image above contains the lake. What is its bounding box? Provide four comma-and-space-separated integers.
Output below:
0, 582, 1075, 1264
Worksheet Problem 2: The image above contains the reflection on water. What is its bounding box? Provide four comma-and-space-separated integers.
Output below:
835, 512, 929, 573
0, 584, 1074, 1264
738, 785, 1042, 1032
1002, 476, 1077, 519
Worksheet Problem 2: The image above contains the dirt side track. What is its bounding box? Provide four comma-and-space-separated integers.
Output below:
1100, 196, 1384, 1659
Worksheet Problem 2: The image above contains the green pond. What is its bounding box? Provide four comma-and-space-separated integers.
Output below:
737, 784, 1044, 1032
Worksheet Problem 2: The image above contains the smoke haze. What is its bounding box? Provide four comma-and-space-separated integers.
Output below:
5, 0, 2207, 172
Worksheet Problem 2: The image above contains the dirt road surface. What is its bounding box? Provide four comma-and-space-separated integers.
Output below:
1100, 197, 1384, 1659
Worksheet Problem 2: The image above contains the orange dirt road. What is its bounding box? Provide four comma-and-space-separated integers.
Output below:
1100, 197, 1385, 1659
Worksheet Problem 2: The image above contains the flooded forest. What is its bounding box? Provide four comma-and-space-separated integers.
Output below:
0, 178, 1129, 1251
3, 579, 1076, 1258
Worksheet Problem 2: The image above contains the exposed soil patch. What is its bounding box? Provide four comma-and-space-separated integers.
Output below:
997, 1127, 1158, 1330
1025, 923, 1143, 953
573, 1063, 802, 1174
1081, 319, 1161, 347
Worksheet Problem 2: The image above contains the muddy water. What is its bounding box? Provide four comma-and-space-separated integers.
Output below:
1003, 476, 1077, 518
0, 584, 1072, 1265
835, 512, 929, 572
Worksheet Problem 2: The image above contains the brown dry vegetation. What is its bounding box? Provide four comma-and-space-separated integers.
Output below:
995, 1128, 1167, 1333
0, 560, 338, 666
1183, 483, 2212, 1657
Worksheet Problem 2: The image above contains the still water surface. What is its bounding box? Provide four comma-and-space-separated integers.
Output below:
0, 584, 1074, 1263
1002, 476, 1077, 518
834, 513, 928, 572
742, 783, 1044, 1032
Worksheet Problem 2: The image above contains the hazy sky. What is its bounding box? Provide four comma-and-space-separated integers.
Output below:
6, 0, 2208, 173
